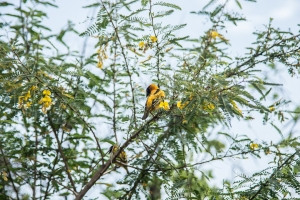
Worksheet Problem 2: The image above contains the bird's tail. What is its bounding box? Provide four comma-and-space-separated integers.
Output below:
142, 111, 149, 120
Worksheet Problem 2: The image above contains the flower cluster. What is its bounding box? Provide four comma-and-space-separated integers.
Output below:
138, 35, 157, 53
159, 101, 170, 110
38, 90, 53, 114
209, 30, 228, 43
149, 35, 157, 43
202, 101, 215, 111
210, 31, 220, 39
18, 86, 37, 109
177, 101, 189, 110
97, 44, 108, 69
138, 41, 145, 49
177, 99, 215, 110
250, 143, 259, 150
269, 106, 275, 112
2, 171, 8, 181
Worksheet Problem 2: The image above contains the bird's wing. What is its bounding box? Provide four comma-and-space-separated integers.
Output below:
151, 89, 164, 108
152, 97, 161, 108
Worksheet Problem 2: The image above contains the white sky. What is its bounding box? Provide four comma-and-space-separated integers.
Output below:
3, 0, 300, 199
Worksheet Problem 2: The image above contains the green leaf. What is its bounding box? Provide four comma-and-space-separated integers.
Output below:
202, 0, 218, 10
154, 10, 174, 18
260, 88, 272, 101
270, 122, 283, 138
153, 1, 181, 10
46, 135, 52, 148
0, 2, 14, 7
141, 0, 148, 6
211, 5, 223, 17
235, 0, 242, 9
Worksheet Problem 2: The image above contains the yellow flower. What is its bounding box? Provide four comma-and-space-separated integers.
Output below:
2, 171, 8, 181
250, 143, 259, 150
207, 103, 215, 110
18, 96, 24, 105
30, 85, 37, 91
203, 102, 215, 111
210, 31, 220, 39
177, 101, 189, 110
269, 106, 275, 112
150, 35, 157, 43
177, 101, 185, 109
25, 102, 32, 109
139, 41, 145, 49
210, 31, 228, 43
39, 90, 53, 113
177, 101, 182, 109
43, 90, 51, 96
39, 94, 53, 114
24, 91, 31, 101
39, 95, 52, 104
44, 102, 51, 108
97, 62, 103, 69
182, 120, 187, 124
159, 101, 170, 110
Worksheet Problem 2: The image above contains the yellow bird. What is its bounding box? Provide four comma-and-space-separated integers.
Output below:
142, 84, 165, 120
108, 145, 129, 174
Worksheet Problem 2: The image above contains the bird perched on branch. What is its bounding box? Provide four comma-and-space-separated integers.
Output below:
108, 145, 129, 174
142, 84, 165, 120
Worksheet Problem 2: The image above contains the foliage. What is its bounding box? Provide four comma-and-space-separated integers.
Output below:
0, 0, 300, 199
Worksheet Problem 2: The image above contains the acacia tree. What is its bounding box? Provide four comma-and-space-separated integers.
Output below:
1, 0, 300, 199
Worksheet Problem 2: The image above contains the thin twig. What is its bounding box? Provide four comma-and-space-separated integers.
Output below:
0, 147, 20, 200
112, 35, 118, 144
43, 151, 59, 200
47, 113, 77, 193
149, 0, 161, 83
33, 126, 38, 199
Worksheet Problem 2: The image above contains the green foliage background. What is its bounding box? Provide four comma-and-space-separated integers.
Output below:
0, 0, 300, 199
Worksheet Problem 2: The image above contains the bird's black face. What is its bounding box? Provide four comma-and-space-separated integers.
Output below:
146, 86, 151, 97
108, 145, 113, 154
